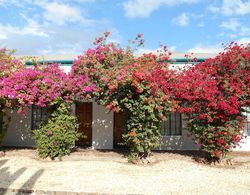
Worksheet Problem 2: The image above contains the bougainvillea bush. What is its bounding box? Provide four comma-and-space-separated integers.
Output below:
0, 48, 24, 79
71, 33, 176, 161
0, 48, 24, 145
0, 62, 94, 158
1, 37, 249, 164
0, 47, 95, 158
1, 64, 69, 111
33, 103, 81, 159
1, 63, 95, 111
172, 43, 250, 161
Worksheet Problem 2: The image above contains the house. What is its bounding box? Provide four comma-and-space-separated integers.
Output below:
2, 53, 250, 151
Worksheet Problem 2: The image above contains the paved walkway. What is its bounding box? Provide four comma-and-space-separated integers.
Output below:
0, 149, 250, 194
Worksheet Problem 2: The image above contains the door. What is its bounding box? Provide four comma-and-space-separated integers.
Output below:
76, 102, 92, 146
113, 111, 129, 148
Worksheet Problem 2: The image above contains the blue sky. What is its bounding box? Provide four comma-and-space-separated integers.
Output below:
0, 0, 249, 55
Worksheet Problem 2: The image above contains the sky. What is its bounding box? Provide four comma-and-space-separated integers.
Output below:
0, 0, 249, 55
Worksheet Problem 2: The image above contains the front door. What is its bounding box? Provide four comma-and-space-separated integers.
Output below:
76, 102, 92, 146
113, 111, 129, 148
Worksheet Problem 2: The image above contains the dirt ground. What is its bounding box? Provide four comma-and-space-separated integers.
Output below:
0, 148, 250, 194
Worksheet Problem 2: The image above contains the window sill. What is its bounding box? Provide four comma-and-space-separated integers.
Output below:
160, 135, 182, 138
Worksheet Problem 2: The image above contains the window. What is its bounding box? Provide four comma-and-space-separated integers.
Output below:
246, 121, 250, 136
246, 110, 250, 136
31, 105, 50, 130
161, 112, 182, 136
243, 107, 250, 136
0, 111, 3, 134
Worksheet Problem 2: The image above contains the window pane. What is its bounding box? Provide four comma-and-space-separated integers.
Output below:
243, 107, 250, 136
0, 111, 3, 134
161, 112, 182, 136
31, 105, 50, 130
247, 121, 250, 136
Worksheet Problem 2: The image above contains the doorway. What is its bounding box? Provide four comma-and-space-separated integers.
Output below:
113, 111, 129, 148
75, 102, 93, 146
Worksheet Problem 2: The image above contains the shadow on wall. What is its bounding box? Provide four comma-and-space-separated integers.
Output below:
92, 116, 113, 149
3, 108, 35, 147
0, 159, 44, 194
158, 130, 199, 151
159, 136, 185, 150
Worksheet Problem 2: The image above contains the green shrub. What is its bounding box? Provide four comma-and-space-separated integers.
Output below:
33, 103, 81, 159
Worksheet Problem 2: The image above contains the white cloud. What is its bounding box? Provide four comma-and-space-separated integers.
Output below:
207, 4, 220, 13
0, 0, 115, 55
237, 37, 250, 45
188, 40, 250, 54
168, 45, 177, 51
0, 20, 49, 40
2, 26, 107, 55
188, 43, 223, 53
0, 0, 22, 7
220, 18, 240, 31
208, 0, 250, 16
123, 0, 199, 18
172, 13, 189, 26
219, 18, 250, 40
197, 22, 204, 27
0, 1, 95, 26
239, 27, 250, 37
229, 34, 237, 38
0, 34, 7, 40
0, 19, 121, 55
39, 2, 92, 25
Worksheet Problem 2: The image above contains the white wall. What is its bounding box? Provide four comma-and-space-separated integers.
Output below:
92, 102, 114, 149
60, 65, 71, 73
2, 108, 34, 147
234, 108, 250, 151
235, 137, 250, 151
158, 112, 250, 151
2, 102, 250, 151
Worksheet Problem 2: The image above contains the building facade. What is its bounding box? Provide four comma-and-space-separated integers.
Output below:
2, 54, 250, 151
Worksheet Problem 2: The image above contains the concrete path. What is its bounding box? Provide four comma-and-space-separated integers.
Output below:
0, 149, 250, 194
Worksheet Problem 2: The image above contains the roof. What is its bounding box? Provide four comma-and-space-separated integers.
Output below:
19, 52, 217, 66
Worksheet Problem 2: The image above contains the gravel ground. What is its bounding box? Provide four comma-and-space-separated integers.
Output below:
0, 149, 250, 194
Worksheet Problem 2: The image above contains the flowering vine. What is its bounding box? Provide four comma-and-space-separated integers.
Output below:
170, 43, 250, 161
71, 32, 175, 161
1, 37, 249, 164
0, 49, 25, 145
